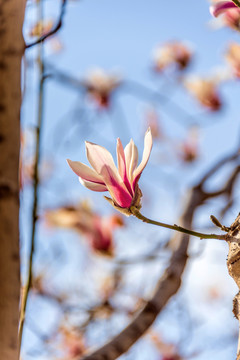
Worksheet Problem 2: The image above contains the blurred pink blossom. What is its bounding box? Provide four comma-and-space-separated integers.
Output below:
210, 1, 237, 17
83, 68, 121, 108
150, 332, 182, 360
184, 77, 222, 111
179, 127, 199, 163
144, 107, 163, 140
45, 203, 124, 255
223, 7, 240, 30
29, 19, 54, 37
210, 1, 240, 31
59, 327, 86, 359
152, 41, 192, 72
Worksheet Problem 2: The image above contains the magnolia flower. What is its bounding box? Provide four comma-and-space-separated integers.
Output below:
210, 1, 237, 17
179, 127, 199, 163
67, 129, 152, 215
184, 77, 222, 111
83, 68, 121, 108
45, 203, 123, 255
152, 41, 192, 72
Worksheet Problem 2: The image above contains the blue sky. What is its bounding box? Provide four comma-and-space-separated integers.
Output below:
21, 1, 240, 359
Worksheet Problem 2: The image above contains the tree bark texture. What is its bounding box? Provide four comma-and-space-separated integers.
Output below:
226, 214, 240, 360
0, 1, 26, 359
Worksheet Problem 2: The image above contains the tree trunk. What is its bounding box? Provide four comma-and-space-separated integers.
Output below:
0, 1, 26, 359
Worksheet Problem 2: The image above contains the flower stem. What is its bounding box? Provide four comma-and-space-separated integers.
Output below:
232, 0, 240, 8
130, 207, 226, 240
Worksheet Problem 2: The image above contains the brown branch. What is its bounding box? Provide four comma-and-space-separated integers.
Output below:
25, 0, 67, 49
198, 151, 240, 188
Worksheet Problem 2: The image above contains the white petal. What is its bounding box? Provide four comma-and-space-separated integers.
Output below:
79, 178, 108, 192
85, 141, 119, 177
133, 128, 152, 184
67, 159, 105, 184
124, 139, 138, 182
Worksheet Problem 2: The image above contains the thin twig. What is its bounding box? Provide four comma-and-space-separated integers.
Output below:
19, 3, 45, 347
25, 0, 67, 49
198, 151, 240, 187
130, 207, 226, 240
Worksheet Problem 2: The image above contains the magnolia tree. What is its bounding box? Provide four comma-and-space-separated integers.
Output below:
3, 0, 240, 360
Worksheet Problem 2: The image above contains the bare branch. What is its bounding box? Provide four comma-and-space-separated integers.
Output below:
198, 150, 240, 188
25, 0, 67, 49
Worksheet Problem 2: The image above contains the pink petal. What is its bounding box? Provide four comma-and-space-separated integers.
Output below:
124, 139, 138, 183
133, 128, 152, 188
85, 142, 133, 207
67, 159, 105, 184
117, 138, 133, 196
103, 171, 133, 208
210, 1, 237, 17
79, 178, 108, 192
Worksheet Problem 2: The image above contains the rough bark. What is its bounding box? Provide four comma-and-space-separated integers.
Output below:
226, 214, 240, 360
0, 1, 26, 359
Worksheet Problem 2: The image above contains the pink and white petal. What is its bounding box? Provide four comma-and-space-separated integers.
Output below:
117, 138, 126, 180
79, 178, 108, 192
210, 1, 237, 17
117, 138, 133, 195
133, 128, 152, 186
85, 141, 119, 177
124, 140, 138, 180
86, 141, 133, 207
102, 166, 133, 208
67, 159, 105, 184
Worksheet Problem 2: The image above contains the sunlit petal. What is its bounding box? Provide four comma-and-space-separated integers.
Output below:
86, 141, 132, 207
79, 178, 108, 192
117, 138, 126, 180
124, 139, 138, 182
67, 159, 105, 184
85, 141, 119, 177
133, 128, 152, 188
